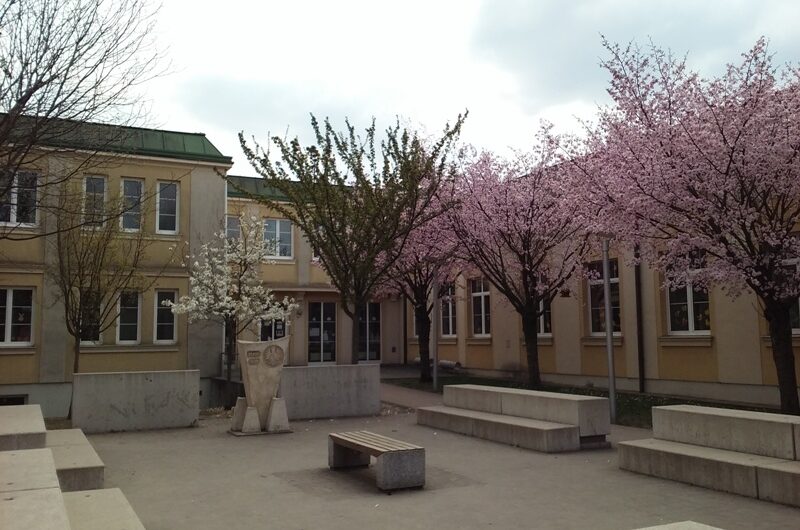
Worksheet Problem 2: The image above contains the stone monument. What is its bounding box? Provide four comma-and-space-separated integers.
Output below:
230, 336, 291, 435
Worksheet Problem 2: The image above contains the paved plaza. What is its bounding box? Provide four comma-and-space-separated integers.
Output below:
82, 385, 800, 530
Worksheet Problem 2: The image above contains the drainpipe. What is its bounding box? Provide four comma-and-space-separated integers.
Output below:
402, 295, 408, 365
634, 245, 646, 393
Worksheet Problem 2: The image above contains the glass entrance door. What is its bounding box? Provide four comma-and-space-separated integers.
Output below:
308, 302, 336, 363
357, 302, 381, 361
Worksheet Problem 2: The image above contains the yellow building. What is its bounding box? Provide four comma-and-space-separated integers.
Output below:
225, 176, 405, 368
0, 121, 232, 416
407, 253, 800, 408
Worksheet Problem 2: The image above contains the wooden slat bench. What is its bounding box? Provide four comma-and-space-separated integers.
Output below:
328, 431, 425, 491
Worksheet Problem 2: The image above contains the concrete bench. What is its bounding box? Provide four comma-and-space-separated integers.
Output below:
328, 430, 425, 491
619, 405, 800, 508
418, 405, 579, 452
46, 429, 105, 492
652, 405, 800, 460
0, 404, 47, 451
0, 448, 61, 493
444, 385, 610, 441
418, 384, 608, 451
64, 488, 146, 530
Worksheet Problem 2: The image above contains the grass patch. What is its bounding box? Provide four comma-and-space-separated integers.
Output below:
386, 375, 779, 429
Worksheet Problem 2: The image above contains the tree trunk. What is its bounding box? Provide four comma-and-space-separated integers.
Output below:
520, 306, 542, 389
763, 298, 800, 414
225, 318, 237, 383
68, 337, 81, 420
415, 304, 432, 382
72, 336, 81, 375
350, 301, 364, 364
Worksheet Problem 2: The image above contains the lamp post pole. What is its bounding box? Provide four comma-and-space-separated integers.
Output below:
602, 237, 617, 424
431, 282, 440, 391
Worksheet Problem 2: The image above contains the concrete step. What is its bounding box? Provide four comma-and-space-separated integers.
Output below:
64, 488, 145, 530
0, 487, 72, 530
443, 384, 610, 439
618, 438, 786, 498
0, 404, 46, 451
417, 405, 580, 452
45, 428, 91, 447
50, 443, 105, 492
756, 459, 800, 508
0, 448, 61, 493
652, 405, 800, 460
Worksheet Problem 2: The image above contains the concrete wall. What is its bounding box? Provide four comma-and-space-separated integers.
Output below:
72, 370, 199, 433
279, 364, 380, 420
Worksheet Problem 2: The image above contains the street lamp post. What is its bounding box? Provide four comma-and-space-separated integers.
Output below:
602, 237, 617, 424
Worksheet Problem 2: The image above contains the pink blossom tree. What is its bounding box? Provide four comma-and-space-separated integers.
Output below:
577, 38, 800, 413
381, 199, 459, 382
450, 144, 591, 387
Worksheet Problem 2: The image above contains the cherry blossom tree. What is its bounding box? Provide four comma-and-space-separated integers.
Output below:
168, 215, 297, 383
381, 197, 459, 382
576, 38, 800, 413
450, 144, 591, 388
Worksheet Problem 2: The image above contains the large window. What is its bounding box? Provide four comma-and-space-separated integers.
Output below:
0, 288, 33, 345
156, 182, 179, 234
471, 278, 491, 337
539, 298, 552, 335
121, 179, 143, 231
79, 290, 101, 344
260, 318, 286, 341
155, 290, 177, 343
264, 219, 292, 257
84, 176, 106, 227
0, 172, 37, 226
588, 260, 621, 334
441, 283, 457, 337
358, 302, 381, 361
308, 301, 335, 362
667, 284, 710, 334
117, 291, 140, 344
226, 215, 241, 241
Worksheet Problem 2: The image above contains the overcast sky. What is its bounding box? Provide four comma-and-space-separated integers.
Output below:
147, 0, 800, 176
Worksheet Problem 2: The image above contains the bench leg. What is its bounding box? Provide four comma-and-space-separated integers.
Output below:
328, 439, 370, 469
375, 449, 425, 491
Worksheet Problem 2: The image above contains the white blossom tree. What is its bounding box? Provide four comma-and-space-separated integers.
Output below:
168, 214, 297, 382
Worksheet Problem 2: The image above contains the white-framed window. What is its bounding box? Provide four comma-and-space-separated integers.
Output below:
226, 215, 240, 241
79, 290, 102, 344
539, 298, 552, 335
358, 302, 381, 361
117, 291, 141, 344
264, 218, 292, 257
588, 259, 621, 334
667, 283, 710, 334
471, 278, 491, 337
156, 182, 179, 234
308, 301, 335, 362
84, 176, 106, 227
260, 318, 286, 341
0, 172, 37, 226
0, 288, 34, 345
121, 178, 143, 231
154, 290, 177, 343
441, 283, 457, 337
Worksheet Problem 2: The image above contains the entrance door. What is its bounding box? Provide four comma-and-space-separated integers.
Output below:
357, 302, 381, 361
308, 302, 336, 363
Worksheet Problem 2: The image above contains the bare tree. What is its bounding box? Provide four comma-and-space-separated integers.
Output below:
45, 181, 170, 377
0, 0, 164, 240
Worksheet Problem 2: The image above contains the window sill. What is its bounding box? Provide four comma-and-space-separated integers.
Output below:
0, 346, 35, 355
439, 337, 457, 345
265, 258, 296, 264
81, 345, 180, 354
659, 335, 713, 348
760, 335, 800, 348
466, 337, 492, 346
581, 336, 623, 347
